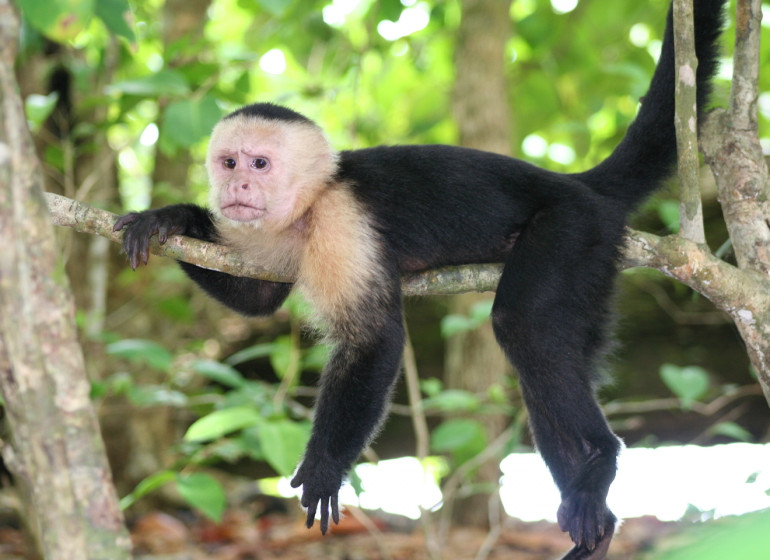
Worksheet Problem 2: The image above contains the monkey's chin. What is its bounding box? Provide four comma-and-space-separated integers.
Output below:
221, 204, 266, 222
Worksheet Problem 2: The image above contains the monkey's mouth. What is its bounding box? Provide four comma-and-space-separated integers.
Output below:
221, 203, 267, 222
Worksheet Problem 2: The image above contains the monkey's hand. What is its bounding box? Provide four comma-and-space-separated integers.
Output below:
113, 209, 187, 270
290, 459, 343, 534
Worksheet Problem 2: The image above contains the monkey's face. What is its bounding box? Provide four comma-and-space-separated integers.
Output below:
206, 115, 337, 233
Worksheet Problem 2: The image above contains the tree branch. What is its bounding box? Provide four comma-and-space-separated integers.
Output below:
45, 192, 503, 295
46, 191, 769, 304
673, 0, 706, 243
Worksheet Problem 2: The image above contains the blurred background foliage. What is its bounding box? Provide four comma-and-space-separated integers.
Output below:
11, 0, 770, 533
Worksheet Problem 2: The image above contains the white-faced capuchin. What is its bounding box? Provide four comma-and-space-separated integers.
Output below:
114, 2, 725, 558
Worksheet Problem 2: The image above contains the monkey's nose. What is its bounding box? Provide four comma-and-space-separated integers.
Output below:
240, 183, 249, 190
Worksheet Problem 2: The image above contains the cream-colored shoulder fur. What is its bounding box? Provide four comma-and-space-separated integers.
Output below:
297, 184, 388, 337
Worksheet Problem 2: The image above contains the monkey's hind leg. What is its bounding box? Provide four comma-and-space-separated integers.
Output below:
491, 199, 623, 559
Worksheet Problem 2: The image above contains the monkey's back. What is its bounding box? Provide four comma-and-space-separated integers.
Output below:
337, 145, 601, 272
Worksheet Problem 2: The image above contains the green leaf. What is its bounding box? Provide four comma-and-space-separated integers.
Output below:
710, 422, 752, 442
225, 343, 277, 366
440, 314, 475, 337
127, 385, 187, 407
422, 389, 480, 413
431, 418, 486, 453
176, 473, 226, 522
156, 296, 195, 322
16, 0, 94, 41
302, 343, 331, 371
106, 339, 174, 371
657, 200, 681, 233
120, 470, 176, 510
192, 359, 245, 389
255, 0, 294, 17
107, 70, 191, 97
269, 335, 294, 379
184, 406, 262, 442
95, 0, 134, 41
25, 93, 59, 131
377, 0, 403, 22
160, 94, 222, 150
420, 378, 443, 397
258, 420, 311, 477
660, 364, 710, 409
469, 300, 494, 322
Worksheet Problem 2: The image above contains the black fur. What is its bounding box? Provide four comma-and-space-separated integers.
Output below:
114, 2, 725, 557
224, 101, 315, 125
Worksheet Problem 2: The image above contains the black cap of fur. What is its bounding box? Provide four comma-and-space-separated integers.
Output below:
224, 102, 314, 125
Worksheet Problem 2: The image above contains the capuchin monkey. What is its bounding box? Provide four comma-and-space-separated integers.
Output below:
114, 2, 725, 558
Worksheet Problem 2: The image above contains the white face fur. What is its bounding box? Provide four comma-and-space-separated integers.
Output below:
206, 114, 338, 233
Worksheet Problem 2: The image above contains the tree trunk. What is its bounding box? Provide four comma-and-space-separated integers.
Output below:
446, 0, 512, 528
0, 2, 131, 558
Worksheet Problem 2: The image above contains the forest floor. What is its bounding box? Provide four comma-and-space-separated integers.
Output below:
0, 502, 679, 560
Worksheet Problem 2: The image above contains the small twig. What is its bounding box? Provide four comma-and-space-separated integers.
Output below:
438, 426, 514, 543
402, 329, 443, 560
272, 321, 302, 408
631, 277, 729, 325
345, 505, 394, 560
602, 384, 762, 416
474, 492, 504, 560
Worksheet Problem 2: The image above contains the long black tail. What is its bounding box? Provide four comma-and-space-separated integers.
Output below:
578, 0, 726, 208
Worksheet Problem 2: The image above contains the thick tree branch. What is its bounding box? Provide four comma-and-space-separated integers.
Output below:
46, 191, 769, 305
46, 192, 503, 295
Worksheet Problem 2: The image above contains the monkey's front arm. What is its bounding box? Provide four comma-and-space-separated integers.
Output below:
114, 205, 292, 316
290, 309, 405, 532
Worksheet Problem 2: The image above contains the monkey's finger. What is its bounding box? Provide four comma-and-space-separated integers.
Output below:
319, 496, 330, 534
331, 495, 339, 525
138, 235, 151, 267
113, 214, 137, 232
126, 235, 142, 270
305, 500, 318, 530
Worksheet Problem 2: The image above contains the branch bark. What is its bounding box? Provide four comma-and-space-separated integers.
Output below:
697, 0, 770, 403
673, 0, 706, 243
45, 192, 505, 294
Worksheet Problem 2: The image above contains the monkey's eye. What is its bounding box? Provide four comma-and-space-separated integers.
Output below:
223, 158, 236, 170
251, 158, 269, 170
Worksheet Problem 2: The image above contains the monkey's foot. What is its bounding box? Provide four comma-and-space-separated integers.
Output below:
557, 493, 616, 559
559, 523, 614, 560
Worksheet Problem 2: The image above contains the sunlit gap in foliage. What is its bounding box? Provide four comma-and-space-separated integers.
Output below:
377, 3, 430, 41
140, 123, 159, 147
521, 133, 576, 166
629, 23, 652, 48
551, 0, 578, 15
259, 49, 287, 75
322, 0, 367, 27
272, 443, 770, 524
321, 0, 429, 40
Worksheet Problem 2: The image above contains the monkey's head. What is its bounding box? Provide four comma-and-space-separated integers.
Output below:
206, 103, 338, 232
